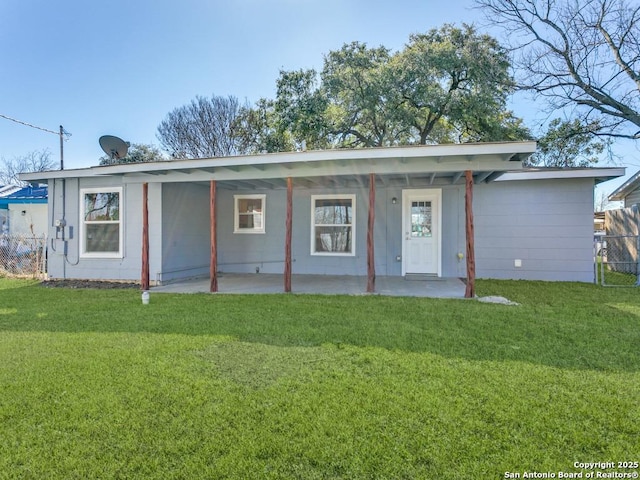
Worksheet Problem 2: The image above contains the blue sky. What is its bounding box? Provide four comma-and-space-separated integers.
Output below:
1, 0, 637, 196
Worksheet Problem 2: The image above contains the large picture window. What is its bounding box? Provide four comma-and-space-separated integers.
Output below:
234, 194, 266, 234
311, 195, 355, 256
80, 187, 123, 257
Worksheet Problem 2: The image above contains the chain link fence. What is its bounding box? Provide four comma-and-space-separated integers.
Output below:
0, 234, 47, 278
596, 235, 639, 286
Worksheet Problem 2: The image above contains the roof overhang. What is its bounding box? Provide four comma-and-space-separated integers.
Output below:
20, 142, 536, 188
498, 167, 626, 185
0, 198, 48, 207
608, 169, 640, 201
0, 186, 48, 206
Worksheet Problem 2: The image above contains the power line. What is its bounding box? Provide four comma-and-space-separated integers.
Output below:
1, 113, 71, 170
0, 113, 71, 139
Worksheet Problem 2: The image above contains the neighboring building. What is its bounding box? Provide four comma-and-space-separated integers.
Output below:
0, 185, 48, 236
20, 142, 624, 287
609, 169, 640, 208
606, 169, 640, 238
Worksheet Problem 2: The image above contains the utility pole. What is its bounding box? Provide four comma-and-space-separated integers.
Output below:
59, 125, 64, 170
0, 114, 69, 169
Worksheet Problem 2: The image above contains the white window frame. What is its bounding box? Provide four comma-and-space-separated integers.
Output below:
234, 194, 266, 234
80, 187, 124, 258
310, 194, 356, 256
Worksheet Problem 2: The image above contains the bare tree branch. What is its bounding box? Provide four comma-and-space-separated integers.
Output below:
0, 149, 57, 186
475, 0, 640, 139
156, 95, 246, 159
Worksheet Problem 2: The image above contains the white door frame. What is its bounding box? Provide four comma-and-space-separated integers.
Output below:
401, 188, 442, 277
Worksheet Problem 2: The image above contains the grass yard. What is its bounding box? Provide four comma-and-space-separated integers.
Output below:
0, 278, 638, 479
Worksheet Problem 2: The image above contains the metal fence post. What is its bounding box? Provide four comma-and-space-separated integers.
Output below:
600, 238, 605, 286
636, 235, 640, 286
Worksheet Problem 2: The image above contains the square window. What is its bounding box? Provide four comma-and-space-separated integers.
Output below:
234, 195, 266, 234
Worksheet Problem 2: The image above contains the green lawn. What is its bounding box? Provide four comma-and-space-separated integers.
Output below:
0, 278, 638, 479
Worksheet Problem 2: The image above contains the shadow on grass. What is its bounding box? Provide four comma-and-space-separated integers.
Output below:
0, 280, 638, 372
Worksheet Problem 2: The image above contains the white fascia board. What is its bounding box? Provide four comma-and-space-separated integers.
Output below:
120, 156, 526, 185
498, 168, 626, 182
608, 169, 640, 200
20, 141, 537, 183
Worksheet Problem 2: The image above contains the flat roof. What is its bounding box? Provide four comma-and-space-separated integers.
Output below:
499, 167, 626, 184
21, 142, 537, 185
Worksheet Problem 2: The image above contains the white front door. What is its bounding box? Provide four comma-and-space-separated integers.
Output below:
402, 189, 441, 276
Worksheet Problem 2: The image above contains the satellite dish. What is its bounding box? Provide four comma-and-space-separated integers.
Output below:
99, 135, 129, 160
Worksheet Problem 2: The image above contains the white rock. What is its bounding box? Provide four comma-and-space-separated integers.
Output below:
477, 296, 519, 306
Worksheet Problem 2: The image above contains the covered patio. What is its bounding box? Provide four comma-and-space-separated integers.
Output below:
22, 142, 543, 292
132, 142, 536, 299
151, 273, 467, 298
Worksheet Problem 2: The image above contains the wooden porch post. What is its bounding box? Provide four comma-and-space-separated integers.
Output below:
465, 170, 476, 298
284, 177, 293, 292
210, 180, 218, 293
141, 182, 150, 291
367, 173, 376, 293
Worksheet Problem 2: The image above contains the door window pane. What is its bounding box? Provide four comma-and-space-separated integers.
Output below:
411, 201, 432, 237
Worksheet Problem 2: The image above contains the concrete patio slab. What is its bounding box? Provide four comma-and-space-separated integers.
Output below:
151, 274, 466, 298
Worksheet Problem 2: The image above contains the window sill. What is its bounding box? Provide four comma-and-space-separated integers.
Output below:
233, 230, 266, 235
80, 253, 124, 259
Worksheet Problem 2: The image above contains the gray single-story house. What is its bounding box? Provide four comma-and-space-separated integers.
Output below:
21, 142, 624, 293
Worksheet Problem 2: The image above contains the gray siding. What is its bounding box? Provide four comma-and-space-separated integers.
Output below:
160, 183, 210, 282
624, 186, 640, 208
474, 178, 596, 282
216, 187, 377, 276
153, 184, 464, 282
213, 185, 464, 278
442, 187, 467, 278
46, 178, 162, 282
43, 173, 598, 284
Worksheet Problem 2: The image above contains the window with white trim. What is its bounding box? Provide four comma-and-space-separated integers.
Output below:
80, 187, 123, 257
311, 194, 355, 256
234, 194, 266, 234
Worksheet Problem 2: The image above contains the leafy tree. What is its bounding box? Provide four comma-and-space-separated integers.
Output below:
165, 27, 531, 155
99, 143, 165, 166
395, 24, 531, 143
235, 99, 295, 154
528, 118, 610, 167
321, 42, 409, 147
156, 94, 245, 158
475, 0, 640, 140
275, 69, 332, 150
0, 149, 57, 186
270, 25, 529, 150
